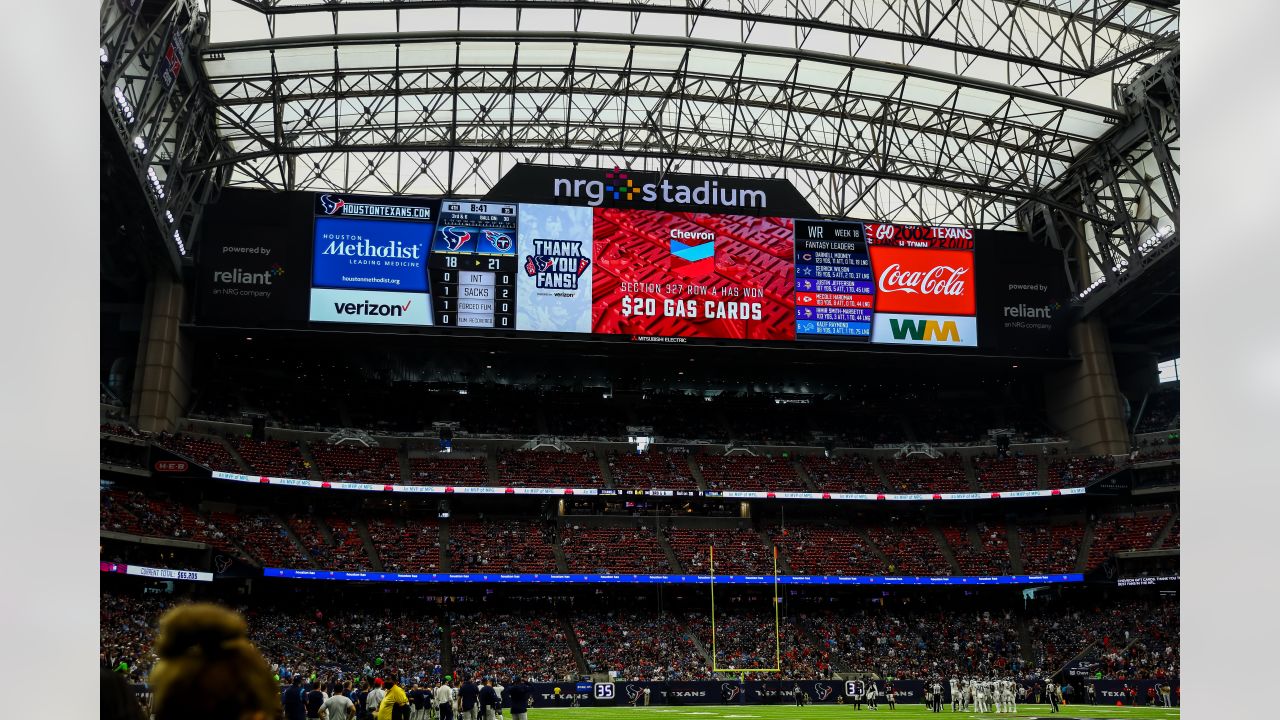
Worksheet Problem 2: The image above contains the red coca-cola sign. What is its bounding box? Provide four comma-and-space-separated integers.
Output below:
869, 246, 976, 315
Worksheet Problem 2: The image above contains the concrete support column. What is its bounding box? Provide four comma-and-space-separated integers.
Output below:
1045, 316, 1129, 455
130, 271, 191, 433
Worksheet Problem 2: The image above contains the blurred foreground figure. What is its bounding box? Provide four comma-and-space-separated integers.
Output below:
149, 603, 284, 720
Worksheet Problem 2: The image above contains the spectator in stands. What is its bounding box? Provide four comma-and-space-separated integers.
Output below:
148, 603, 282, 720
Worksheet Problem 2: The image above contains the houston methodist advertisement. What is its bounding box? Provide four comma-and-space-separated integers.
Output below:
195, 183, 1071, 356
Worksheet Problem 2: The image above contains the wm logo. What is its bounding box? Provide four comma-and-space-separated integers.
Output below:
889, 317, 960, 342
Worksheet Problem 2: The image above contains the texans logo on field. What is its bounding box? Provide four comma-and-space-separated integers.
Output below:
815, 684, 834, 701
624, 685, 640, 702
441, 227, 472, 251
482, 229, 513, 252
320, 194, 345, 215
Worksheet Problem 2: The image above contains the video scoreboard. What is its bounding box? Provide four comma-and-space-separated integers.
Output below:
793, 219, 873, 340
429, 200, 519, 329
197, 185, 1072, 357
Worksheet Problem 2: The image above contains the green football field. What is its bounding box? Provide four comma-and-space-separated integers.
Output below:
521, 705, 1180, 720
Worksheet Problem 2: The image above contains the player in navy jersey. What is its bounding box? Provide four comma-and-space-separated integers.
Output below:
506, 677, 534, 720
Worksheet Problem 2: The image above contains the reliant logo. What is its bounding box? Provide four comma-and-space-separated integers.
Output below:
213, 264, 284, 286
552, 166, 767, 208
1003, 303, 1052, 319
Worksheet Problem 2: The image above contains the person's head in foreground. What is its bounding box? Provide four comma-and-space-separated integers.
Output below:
149, 603, 282, 720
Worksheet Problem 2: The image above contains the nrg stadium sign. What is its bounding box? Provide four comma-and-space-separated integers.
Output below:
484, 163, 818, 217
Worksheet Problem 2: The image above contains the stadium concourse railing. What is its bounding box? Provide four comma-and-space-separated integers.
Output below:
207, 468, 1086, 502
160, 416, 1100, 503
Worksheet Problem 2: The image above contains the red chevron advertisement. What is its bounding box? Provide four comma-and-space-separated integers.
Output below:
590, 209, 796, 340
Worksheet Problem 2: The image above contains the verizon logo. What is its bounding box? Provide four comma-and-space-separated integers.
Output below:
334, 299, 412, 317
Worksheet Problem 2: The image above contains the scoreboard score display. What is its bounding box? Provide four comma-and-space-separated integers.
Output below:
197, 182, 1072, 357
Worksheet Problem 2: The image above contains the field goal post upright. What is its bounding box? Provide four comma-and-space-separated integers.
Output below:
709, 543, 782, 674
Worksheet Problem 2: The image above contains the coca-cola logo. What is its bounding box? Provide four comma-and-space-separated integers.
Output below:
868, 246, 976, 315
878, 263, 969, 296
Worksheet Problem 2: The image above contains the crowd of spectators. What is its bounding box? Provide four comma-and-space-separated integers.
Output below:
1019, 522, 1084, 573
943, 523, 1012, 575
449, 611, 578, 681
575, 611, 710, 680
879, 455, 971, 494
1025, 598, 1178, 680
686, 605, 1026, 681
233, 438, 310, 478
449, 520, 559, 572
102, 589, 1178, 687
309, 442, 401, 483
497, 450, 604, 488
608, 450, 697, 490
769, 523, 884, 575
560, 525, 672, 573
799, 454, 882, 493
407, 456, 489, 486
696, 455, 806, 492
152, 432, 242, 472
667, 527, 773, 574
1087, 512, 1170, 568
1049, 455, 1116, 486
972, 454, 1040, 492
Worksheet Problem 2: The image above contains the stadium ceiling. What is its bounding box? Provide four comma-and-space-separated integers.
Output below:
189, 0, 1177, 229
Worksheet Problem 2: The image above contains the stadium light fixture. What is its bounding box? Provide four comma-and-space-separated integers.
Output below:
112, 86, 134, 124
172, 229, 186, 255
146, 168, 165, 199
133, 136, 147, 154
100, 47, 109, 64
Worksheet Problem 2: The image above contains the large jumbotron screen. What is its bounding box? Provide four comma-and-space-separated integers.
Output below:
197, 183, 1071, 356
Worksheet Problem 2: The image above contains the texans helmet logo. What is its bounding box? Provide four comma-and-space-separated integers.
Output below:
524, 255, 556, 276
319, 194, 345, 215
816, 684, 833, 700
624, 685, 640, 701
440, 227, 472, 252
720, 683, 741, 701
482, 229, 513, 252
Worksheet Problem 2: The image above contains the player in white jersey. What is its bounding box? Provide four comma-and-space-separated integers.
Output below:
949, 678, 959, 711
977, 681, 989, 713
1008, 680, 1018, 713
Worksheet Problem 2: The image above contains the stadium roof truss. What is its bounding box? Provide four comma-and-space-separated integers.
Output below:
102, 0, 1178, 307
